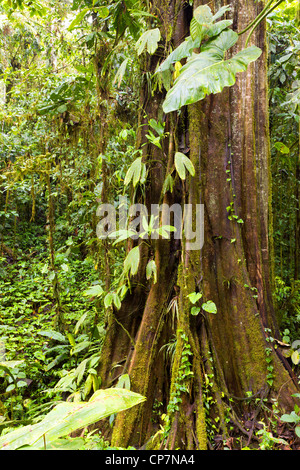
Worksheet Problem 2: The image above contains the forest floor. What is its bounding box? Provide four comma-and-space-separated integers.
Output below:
1, 220, 300, 450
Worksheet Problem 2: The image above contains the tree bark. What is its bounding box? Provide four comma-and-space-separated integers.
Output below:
97, 0, 299, 450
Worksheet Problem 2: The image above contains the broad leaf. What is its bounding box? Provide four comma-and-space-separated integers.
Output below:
157, 36, 200, 73
146, 259, 157, 284
175, 152, 195, 180
149, 118, 165, 137
124, 246, 140, 276
38, 330, 67, 343
202, 29, 239, 55
68, 8, 88, 30
124, 157, 146, 187
191, 306, 201, 316
112, 292, 121, 310
111, 229, 137, 245
194, 4, 213, 23
104, 292, 123, 311
135, 28, 161, 55
70, 341, 91, 356
156, 225, 176, 239
202, 300, 217, 314
116, 373, 131, 390
104, 292, 113, 309
163, 30, 262, 113
187, 292, 202, 304
113, 58, 130, 88
0, 388, 145, 450
0, 360, 24, 369
75, 359, 88, 385
192, 5, 232, 42
162, 173, 175, 195
212, 5, 232, 21
284, 86, 300, 111
274, 142, 290, 154
292, 340, 300, 350
291, 350, 300, 365
157, 4, 232, 74
83, 284, 104, 297
190, 16, 232, 43
35, 437, 85, 450
281, 411, 300, 424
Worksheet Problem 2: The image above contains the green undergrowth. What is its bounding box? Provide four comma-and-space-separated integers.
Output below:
0, 219, 106, 430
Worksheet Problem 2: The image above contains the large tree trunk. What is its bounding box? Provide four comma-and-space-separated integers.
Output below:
97, 0, 299, 450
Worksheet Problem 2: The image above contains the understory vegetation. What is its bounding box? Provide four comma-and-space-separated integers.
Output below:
0, 0, 300, 451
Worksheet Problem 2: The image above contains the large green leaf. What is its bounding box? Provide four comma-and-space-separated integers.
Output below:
163, 30, 262, 113
124, 157, 146, 187
211, 5, 232, 21
0, 388, 145, 450
156, 36, 200, 73
202, 300, 217, 314
146, 259, 157, 284
135, 28, 161, 55
37, 329, 67, 343
113, 58, 130, 88
190, 4, 232, 43
157, 4, 231, 74
174, 152, 195, 180
124, 246, 140, 276
82, 284, 104, 298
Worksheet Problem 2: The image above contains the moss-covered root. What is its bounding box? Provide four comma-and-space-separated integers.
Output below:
110, 250, 176, 447
162, 326, 207, 450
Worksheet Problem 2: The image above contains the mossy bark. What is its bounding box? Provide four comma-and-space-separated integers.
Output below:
97, 0, 299, 449
195, 0, 298, 405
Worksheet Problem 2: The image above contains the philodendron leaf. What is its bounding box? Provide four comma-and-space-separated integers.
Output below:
202, 300, 217, 314
124, 157, 142, 187
83, 284, 104, 297
194, 4, 214, 24
113, 58, 130, 88
212, 5, 232, 21
291, 350, 300, 365
191, 306, 201, 316
191, 5, 232, 43
124, 157, 146, 187
162, 173, 175, 195
135, 28, 161, 55
156, 36, 200, 73
163, 30, 262, 113
0, 388, 145, 450
146, 259, 157, 284
124, 246, 140, 276
175, 152, 195, 180
187, 292, 202, 304
157, 4, 231, 74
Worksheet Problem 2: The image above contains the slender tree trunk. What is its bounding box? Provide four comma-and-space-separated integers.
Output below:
97, 0, 299, 450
